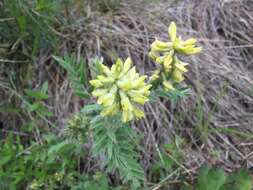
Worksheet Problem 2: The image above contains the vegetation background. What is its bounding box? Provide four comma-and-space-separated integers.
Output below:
0, 0, 253, 189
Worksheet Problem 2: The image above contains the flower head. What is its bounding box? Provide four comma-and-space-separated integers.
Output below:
90, 57, 151, 122
148, 22, 202, 91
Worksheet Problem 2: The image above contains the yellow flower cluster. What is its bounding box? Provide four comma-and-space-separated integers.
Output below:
149, 22, 202, 91
90, 58, 151, 122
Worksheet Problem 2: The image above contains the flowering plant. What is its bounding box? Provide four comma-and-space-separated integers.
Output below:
55, 22, 202, 189
90, 57, 151, 122
90, 22, 201, 123
149, 22, 202, 91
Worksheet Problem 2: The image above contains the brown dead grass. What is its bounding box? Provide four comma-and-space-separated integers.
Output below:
1, 0, 253, 187
67, 0, 253, 179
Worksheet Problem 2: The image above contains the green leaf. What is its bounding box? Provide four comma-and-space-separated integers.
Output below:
53, 55, 90, 99
47, 141, 76, 163
81, 104, 102, 114
25, 89, 49, 100
90, 56, 104, 76
220, 169, 252, 190
0, 147, 13, 165
0, 106, 21, 114
152, 87, 190, 102
196, 166, 226, 190
0, 136, 15, 165
91, 116, 144, 189
41, 82, 49, 94
17, 15, 27, 36
79, 58, 87, 84
53, 55, 75, 74
181, 185, 193, 190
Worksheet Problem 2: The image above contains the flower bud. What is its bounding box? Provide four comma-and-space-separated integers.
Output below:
183, 38, 197, 46
133, 107, 145, 119
101, 103, 120, 116
98, 93, 115, 106
168, 22, 177, 42
92, 89, 108, 97
172, 69, 184, 82
99, 63, 112, 77
163, 81, 175, 91
90, 79, 103, 88
148, 51, 159, 61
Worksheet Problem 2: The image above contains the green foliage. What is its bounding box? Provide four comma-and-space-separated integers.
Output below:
0, 133, 125, 190
196, 166, 226, 190
64, 112, 90, 144
24, 82, 53, 117
220, 169, 252, 190
182, 165, 253, 190
53, 55, 144, 189
1, 3, 251, 189
97, 0, 122, 12
0, 134, 77, 189
150, 137, 185, 184
72, 173, 122, 190
53, 54, 90, 99
0, 0, 61, 57
150, 87, 190, 102
81, 104, 145, 189
16, 81, 53, 134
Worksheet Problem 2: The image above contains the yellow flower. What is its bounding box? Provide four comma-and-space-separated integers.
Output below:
172, 69, 185, 83
148, 22, 202, 91
163, 81, 175, 91
184, 46, 202, 55
89, 79, 103, 88
155, 56, 165, 64
117, 79, 132, 91
131, 95, 149, 105
132, 75, 147, 88
183, 38, 197, 46
90, 57, 151, 122
133, 107, 145, 119
168, 22, 177, 42
148, 51, 159, 61
120, 90, 133, 111
97, 93, 115, 106
92, 89, 108, 97
101, 103, 120, 116
100, 63, 112, 77
163, 53, 173, 72
150, 70, 160, 82
174, 62, 188, 73
122, 109, 134, 123
151, 38, 172, 52
167, 22, 202, 55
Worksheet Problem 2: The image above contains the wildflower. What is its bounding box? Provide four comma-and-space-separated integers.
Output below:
168, 22, 202, 55
163, 81, 175, 91
90, 57, 151, 122
150, 70, 160, 82
149, 22, 202, 91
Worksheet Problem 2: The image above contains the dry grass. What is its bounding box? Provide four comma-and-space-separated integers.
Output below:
1, 0, 253, 186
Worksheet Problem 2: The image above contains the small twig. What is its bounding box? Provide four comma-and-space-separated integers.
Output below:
165, 151, 193, 178
143, 116, 165, 166
151, 168, 181, 190
0, 18, 15, 22
203, 44, 253, 51
0, 59, 30, 63
1, 129, 30, 137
